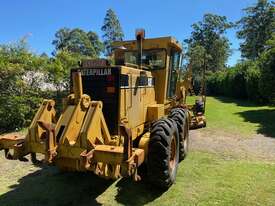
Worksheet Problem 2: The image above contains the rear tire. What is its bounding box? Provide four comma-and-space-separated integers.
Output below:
168, 108, 190, 161
147, 118, 179, 189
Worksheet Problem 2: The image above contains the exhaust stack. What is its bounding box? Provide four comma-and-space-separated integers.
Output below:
135, 29, 145, 69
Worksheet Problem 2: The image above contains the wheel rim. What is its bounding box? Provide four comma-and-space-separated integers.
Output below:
169, 134, 176, 172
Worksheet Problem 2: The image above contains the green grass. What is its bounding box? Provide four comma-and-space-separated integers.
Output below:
98, 152, 275, 206
186, 96, 275, 137
1, 151, 275, 206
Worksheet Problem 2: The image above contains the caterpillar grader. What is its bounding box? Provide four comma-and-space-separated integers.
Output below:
0, 30, 206, 189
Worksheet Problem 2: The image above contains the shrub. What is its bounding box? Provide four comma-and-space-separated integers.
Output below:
206, 61, 262, 101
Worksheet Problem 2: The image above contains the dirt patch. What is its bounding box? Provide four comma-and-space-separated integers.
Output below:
190, 128, 275, 162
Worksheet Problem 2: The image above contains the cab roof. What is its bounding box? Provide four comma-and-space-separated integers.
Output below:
112, 36, 182, 52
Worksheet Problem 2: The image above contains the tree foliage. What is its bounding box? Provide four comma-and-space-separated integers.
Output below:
206, 61, 261, 101
46, 50, 81, 91
101, 9, 124, 56
0, 40, 47, 131
185, 13, 233, 72
236, 0, 275, 60
52, 28, 103, 57
258, 33, 275, 103
207, 33, 275, 104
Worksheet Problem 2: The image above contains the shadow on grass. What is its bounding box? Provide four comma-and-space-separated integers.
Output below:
236, 109, 275, 138
214, 96, 262, 107
115, 177, 164, 206
0, 165, 163, 206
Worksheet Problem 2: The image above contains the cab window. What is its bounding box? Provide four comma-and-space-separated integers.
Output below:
117, 49, 167, 70
167, 50, 180, 98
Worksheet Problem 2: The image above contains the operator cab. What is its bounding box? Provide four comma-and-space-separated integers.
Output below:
112, 29, 183, 103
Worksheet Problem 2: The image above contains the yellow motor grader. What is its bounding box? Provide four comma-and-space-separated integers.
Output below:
0, 30, 206, 189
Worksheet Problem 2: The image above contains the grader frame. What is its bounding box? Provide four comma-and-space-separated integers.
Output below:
0, 30, 206, 188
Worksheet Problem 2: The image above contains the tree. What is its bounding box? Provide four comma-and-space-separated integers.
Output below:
258, 33, 275, 103
236, 0, 275, 60
101, 9, 124, 56
52, 28, 70, 53
185, 13, 233, 72
46, 50, 81, 91
87, 31, 104, 56
52, 28, 103, 57
186, 45, 208, 73
0, 39, 47, 131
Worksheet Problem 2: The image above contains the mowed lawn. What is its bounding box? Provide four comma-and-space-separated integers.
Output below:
187, 96, 275, 137
0, 96, 275, 206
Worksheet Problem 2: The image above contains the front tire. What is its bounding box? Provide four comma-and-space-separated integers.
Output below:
147, 118, 179, 189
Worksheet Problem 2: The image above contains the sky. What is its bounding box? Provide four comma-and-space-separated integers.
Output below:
0, 0, 258, 66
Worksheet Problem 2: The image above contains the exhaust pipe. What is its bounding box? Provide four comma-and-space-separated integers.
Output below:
135, 29, 145, 69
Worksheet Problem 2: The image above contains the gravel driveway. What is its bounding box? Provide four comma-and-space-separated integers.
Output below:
190, 128, 275, 162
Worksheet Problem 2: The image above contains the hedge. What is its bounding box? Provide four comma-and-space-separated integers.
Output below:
206, 61, 262, 102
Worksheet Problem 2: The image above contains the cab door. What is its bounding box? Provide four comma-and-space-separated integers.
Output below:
167, 49, 180, 98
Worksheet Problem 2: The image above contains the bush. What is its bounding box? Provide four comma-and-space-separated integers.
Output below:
206, 61, 262, 101
0, 93, 41, 132
206, 71, 226, 96
244, 63, 261, 102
